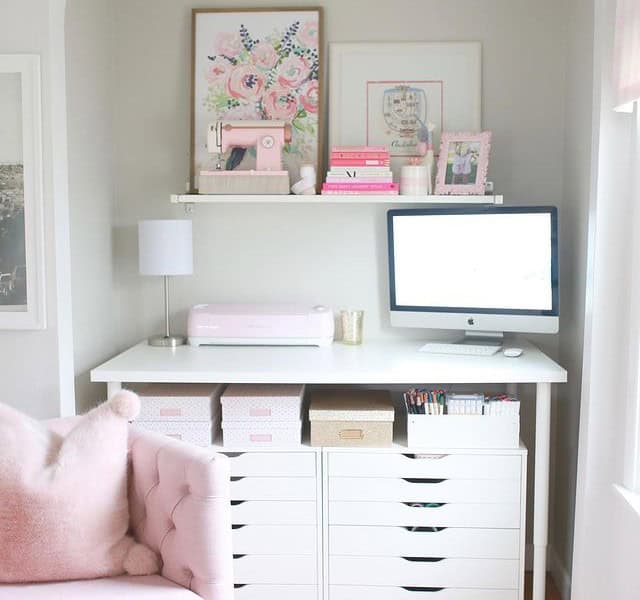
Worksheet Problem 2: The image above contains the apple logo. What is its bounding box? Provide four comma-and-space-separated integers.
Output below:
467, 317, 475, 326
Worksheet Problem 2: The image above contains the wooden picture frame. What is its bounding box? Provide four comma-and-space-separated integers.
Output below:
435, 131, 492, 195
191, 7, 324, 193
0, 55, 45, 329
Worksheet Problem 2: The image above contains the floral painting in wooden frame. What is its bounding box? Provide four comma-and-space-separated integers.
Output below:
435, 131, 492, 195
191, 7, 323, 192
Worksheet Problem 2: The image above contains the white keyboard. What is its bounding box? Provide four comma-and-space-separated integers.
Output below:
419, 342, 502, 356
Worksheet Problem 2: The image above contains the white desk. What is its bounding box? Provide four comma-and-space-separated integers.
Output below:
91, 338, 566, 600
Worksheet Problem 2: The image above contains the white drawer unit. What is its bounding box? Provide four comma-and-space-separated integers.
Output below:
324, 447, 527, 600
328, 476, 520, 503
233, 555, 317, 585
232, 500, 317, 525
225, 449, 322, 600
234, 584, 318, 600
329, 500, 521, 528
329, 556, 520, 588
329, 526, 520, 559
230, 476, 316, 501
329, 586, 519, 600
327, 452, 521, 479
224, 451, 316, 477
233, 525, 317, 555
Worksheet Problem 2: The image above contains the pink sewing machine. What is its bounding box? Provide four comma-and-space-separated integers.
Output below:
199, 120, 292, 194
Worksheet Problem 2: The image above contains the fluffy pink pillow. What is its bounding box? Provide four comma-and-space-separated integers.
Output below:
0, 391, 159, 583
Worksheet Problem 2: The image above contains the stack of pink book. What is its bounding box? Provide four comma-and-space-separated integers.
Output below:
321, 146, 398, 195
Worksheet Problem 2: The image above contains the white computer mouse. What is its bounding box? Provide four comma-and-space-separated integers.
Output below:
503, 347, 523, 358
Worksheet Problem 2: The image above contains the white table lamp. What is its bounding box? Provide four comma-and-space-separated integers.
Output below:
138, 219, 193, 347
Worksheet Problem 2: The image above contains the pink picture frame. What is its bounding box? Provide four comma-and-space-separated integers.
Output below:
435, 131, 492, 195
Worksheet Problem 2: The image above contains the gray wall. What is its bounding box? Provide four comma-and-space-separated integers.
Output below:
66, 0, 586, 585
106, 0, 566, 349
554, 0, 594, 591
65, 0, 120, 413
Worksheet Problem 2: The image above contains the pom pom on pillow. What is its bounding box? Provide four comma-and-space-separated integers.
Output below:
0, 392, 160, 583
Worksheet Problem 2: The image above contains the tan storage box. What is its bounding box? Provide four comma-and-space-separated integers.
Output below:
309, 389, 394, 447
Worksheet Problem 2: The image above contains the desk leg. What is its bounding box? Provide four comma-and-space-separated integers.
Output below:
533, 382, 551, 600
107, 381, 122, 398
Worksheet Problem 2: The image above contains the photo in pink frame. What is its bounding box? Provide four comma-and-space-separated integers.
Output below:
434, 131, 492, 195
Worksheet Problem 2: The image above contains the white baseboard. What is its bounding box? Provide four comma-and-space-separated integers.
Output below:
525, 543, 572, 599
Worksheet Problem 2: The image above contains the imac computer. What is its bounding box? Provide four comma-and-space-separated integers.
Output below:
387, 206, 559, 355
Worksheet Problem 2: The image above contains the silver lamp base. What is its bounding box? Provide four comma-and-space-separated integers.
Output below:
148, 334, 187, 347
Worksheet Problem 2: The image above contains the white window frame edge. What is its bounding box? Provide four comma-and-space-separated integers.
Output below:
0, 55, 46, 330
622, 101, 640, 494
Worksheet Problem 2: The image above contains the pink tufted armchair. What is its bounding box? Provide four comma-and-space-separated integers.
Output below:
0, 424, 234, 600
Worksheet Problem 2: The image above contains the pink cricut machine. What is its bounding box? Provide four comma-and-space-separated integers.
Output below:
199, 120, 292, 194
188, 304, 334, 347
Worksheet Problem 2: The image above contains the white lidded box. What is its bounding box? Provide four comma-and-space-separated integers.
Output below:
134, 420, 214, 447
406, 413, 520, 449
222, 420, 302, 448
221, 384, 305, 422
309, 389, 394, 447
136, 383, 224, 421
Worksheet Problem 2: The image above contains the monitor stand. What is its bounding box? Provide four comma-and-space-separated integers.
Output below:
419, 331, 504, 356
460, 331, 504, 347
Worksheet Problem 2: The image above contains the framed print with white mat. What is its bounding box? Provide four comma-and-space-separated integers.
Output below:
329, 42, 481, 180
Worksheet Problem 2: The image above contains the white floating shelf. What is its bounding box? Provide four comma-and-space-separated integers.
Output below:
170, 193, 503, 205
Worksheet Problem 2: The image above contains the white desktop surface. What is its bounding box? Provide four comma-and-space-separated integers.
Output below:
90, 338, 566, 385
91, 337, 565, 600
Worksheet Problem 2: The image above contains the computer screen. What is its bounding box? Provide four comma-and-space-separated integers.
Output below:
387, 206, 559, 334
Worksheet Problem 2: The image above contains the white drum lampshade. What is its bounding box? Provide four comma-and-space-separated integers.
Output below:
138, 219, 193, 276
138, 219, 193, 347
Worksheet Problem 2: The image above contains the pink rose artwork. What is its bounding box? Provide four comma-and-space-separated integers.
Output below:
215, 32, 243, 58
251, 41, 278, 70
224, 105, 261, 121
299, 80, 319, 113
226, 64, 266, 101
277, 55, 311, 89
263, 88, 298, 121
206, 56, 231, 83
297, 20, 319, 48
197, 12, 320, 181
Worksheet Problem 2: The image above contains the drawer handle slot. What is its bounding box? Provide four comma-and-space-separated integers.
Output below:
403, 526, 447, 533
231, 524, 246, 530
233, 554, 246, 559
224, 452, 245, 458
402, 478, 445, 484
234, 584, 247, 589
339, 429, 364, 440
401, 587, 445, 593
402, 453, 448, 460
231, 500, 246, 506
231, 476, 245, 482
402, 557, 445, 563
403, 502, 446, 508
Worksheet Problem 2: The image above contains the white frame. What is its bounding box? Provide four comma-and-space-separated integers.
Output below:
329, 42, 481, 178
0, 55, 45, 329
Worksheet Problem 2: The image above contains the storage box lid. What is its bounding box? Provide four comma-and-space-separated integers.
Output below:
137, 383, 225, 398
309, 389, 394, 422
222, 383, 305, 401
222, 419, 302, 430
